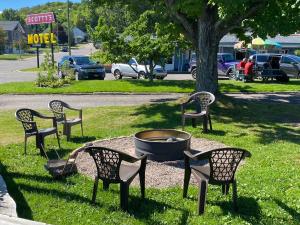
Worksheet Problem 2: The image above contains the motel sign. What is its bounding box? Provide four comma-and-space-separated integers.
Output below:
26, 12, 55, 25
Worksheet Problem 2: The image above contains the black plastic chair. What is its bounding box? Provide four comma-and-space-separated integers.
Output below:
181, 92, 215, 133
48, 100, 83, 141
15, 108, 61, 159
183, 147, 251, 214
85, 146, 147, 211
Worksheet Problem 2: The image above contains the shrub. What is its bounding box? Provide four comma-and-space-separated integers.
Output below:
35, 52, 72, 88
294, 49, 300, 56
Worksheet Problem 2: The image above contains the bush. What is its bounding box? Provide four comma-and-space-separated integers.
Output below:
35, 52, 73, 88
294, 49, 300, 56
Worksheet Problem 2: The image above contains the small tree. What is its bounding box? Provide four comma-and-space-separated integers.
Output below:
123, 10, 187, 80
0, 28, 6, 54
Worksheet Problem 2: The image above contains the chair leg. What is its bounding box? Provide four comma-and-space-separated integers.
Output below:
203, 116, 208, 133
232, 180, 238, 211
120, 182, 129, 211
198, 180, 207, 215
80, 122, 83, 137
222, 183, 230, 195
192, 118, 197, 128
92, 176, 99, 204
56, 131, 61, 149
103, 180, 109, 190
182, 116, 185, 130
66, 124, 71, 141
208, 115, 212, 130
183, 165, 191, 198
63, 124, 67, 135
139, 164, 146, 199
36, 135, 47, 157
24, 136, 27, 155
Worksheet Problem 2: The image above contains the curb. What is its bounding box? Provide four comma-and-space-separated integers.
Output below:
0, 92, 186, 96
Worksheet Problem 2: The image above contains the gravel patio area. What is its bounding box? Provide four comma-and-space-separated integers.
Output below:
76, 136, 227, 188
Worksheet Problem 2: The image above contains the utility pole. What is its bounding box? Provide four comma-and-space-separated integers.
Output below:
67, 0, 71, 56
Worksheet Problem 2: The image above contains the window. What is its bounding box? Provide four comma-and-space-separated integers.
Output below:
222, 54, 234, 62
281, 56, 294, 64
256, 55, 269, 63
128, 58, 136, 65
74, 57, 92, 65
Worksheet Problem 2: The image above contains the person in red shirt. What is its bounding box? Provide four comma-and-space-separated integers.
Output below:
244, 59, 255, 82
237, 58, 247, 69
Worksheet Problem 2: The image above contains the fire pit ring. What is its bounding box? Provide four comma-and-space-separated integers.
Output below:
134, 129, 191, 161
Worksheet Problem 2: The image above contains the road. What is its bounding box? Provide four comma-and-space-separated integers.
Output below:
0, 43, 195, 83
0, 93, 184, 110
0, 92, 299, 110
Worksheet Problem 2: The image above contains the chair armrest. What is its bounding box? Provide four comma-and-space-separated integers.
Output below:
122, 152, 147, 163
35, 111, 56, 120
184, 150, 210, 160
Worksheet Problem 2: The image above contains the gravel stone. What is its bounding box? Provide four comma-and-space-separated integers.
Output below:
76, 136, 227, 188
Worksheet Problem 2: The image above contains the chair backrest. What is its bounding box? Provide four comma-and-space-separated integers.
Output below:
85, 146, 122, 182
15, 108, 37, 134
208, 148, 249, 183
49, 100, 66, 122
189, 92, 215, 113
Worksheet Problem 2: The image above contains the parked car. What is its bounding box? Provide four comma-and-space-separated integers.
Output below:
249, 53, 300, 78
58, 55, 106, 80
111, 58, 168, 80
60, 46, 68, 52
189, 53, 239, 79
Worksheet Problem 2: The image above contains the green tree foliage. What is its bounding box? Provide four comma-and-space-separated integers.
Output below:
123, 10, 188, 80
0, 28, 6, 54
0, 9, 22, 22
93, 0, 300, 93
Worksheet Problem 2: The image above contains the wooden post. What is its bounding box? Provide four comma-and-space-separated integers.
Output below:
50, 23, 54, 66
35, 25, 40, 68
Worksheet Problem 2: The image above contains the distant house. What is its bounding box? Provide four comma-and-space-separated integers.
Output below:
219, 34, 300, 55
0, 21, 26, 54
72, 27, 87, 44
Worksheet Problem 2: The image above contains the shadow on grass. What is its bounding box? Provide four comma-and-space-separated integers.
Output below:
128, 195, 189, 225
214, 94, 300, 145
69, 136, 96, 144
0, 163, 33, 220
125, 79, 195, 90
212, 196, 261, 223
132, 94, 299, 145
219, 83, 254, 93
274, 199, 300, 223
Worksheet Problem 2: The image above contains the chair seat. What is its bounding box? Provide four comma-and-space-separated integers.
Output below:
119, 164, 140, 182
38, 127, 57, 136
191, 165, 210, 182
63, 118, 82, 125
183, 111, 206, 118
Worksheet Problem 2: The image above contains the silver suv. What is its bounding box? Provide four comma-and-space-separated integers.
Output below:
249, 53, 300, 78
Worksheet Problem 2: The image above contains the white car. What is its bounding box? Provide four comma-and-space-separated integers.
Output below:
111, 58, 168, 80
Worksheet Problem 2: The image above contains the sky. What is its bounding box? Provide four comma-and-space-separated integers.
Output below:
0, 0, 81, 11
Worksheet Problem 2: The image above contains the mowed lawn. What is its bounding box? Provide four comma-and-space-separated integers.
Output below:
0, 95, 299, 224
0, 79, 299, 94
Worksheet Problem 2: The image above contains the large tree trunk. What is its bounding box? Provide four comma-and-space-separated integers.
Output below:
195, 7, 220, 93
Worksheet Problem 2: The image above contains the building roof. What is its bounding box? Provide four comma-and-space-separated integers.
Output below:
72, 27, 86, 38
220, 33, 300, 48
0, 21, 25, 33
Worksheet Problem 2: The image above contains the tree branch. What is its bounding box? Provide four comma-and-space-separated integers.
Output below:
216, 0, 268, 37
164, 0, 197, 46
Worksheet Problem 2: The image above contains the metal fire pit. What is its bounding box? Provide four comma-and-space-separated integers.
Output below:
134, 129, 191, 161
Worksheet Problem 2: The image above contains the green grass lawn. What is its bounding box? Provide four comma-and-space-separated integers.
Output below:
0, 54, 36, 60
19, 67, 41, 72
0, 96, 299, 224
0, 79, 299, 94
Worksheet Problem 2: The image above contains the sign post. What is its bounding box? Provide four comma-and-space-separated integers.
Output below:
26, 12, 56, 68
